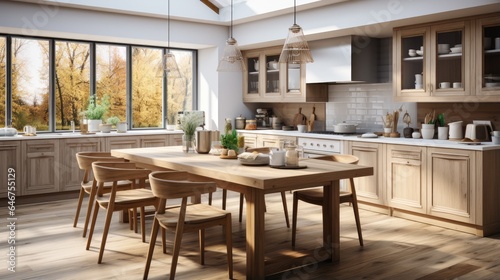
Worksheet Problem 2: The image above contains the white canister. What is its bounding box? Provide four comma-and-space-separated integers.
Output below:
421, 124, 435, 139
269, 149, 285, 166
438, 126, 449, 140
448, 121, 463, 139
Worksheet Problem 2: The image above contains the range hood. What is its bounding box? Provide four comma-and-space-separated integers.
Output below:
306, 35, 385, 84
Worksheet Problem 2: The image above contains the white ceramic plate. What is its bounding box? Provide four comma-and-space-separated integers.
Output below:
360, 133, 378, 138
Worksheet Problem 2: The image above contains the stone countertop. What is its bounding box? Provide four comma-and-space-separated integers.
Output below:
238, 129, 500, 151
0, 129, 183, 141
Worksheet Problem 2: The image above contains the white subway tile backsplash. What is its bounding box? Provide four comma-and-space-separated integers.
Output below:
326, 83, 417, 132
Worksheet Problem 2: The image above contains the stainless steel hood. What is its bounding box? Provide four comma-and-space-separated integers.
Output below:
306, 35, 385, 84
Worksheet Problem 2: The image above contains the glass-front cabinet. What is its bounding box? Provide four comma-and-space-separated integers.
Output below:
394, 21, 471, 100
243, 47, 283, 102
476, 15, 500, 96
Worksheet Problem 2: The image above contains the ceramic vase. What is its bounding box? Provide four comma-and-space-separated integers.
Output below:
421, 124, 435, 139
438, 126, 449, 140
87, 119, 102, 132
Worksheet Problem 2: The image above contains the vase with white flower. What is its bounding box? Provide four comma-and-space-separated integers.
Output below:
179, 112, 204, 153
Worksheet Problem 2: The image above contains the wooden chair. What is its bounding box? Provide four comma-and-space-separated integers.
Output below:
144, 171, 233, 280
86, 161, 158, 264
220, 147, 290, 228
292, 154, 363, 247
74, 152, 132, 237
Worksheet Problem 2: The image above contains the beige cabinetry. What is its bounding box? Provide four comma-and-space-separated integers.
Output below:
168, 133, 183, 146
242, 47, 327, 103
60, 137, 103, 192
140, 135, 168, 147
105, 136, 139, 150
0, 141, 21, 198
238, 132, 257, 149
394, 20, 472, 101
475, 15, 500, 97
427, 147, 476, 224
22, 140, 60, 195
387, 145, 427, 214
257, 134, 296, 148
347, 141, 385, 206
394, 13, 500, 102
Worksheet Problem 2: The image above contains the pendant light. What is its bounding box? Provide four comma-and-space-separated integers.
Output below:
279, 0, 313, 64
164, 0, 181, 77
217, 0, 246, 72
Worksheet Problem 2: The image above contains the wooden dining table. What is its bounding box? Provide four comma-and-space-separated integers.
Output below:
111, 146, 373, 278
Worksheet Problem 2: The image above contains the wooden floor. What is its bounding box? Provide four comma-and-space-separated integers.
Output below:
2, 190, 500, 279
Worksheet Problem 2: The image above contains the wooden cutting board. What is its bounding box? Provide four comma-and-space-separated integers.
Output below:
307, 107, 317, 132
293, 108, 307, 127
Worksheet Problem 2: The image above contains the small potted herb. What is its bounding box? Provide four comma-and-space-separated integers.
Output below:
220, 129, 238, 156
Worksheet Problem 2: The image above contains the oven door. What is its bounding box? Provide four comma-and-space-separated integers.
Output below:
302, 150, 338, 158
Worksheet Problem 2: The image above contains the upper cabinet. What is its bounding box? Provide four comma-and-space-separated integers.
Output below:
394, 13, 500, 102
242, 46, 327, 103
475, 15, 500, 97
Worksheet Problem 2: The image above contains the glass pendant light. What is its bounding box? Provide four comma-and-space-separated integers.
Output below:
164, 0, 181, 77
217, 0, 246, 72
279, 0, 314, 64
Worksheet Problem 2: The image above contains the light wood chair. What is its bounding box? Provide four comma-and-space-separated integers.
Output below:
144, 171, 233, 280
86, 161, 158, 264
219, 147, 290, 228
292, 154, 363, 247
74, 152, 132, 237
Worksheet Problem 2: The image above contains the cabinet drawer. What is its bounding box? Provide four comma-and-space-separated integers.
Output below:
27, 144, 55, 153
391, 150, 421, 160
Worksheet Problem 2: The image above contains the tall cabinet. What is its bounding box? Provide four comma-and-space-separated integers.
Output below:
475, 15, 500, 96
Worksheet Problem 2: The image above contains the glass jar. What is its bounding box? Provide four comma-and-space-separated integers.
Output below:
285, 145, 299, 167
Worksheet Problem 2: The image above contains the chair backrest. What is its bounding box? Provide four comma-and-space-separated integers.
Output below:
315, 154, 359, 165
92, 161, 151, 185
76, 152, 126, 183
149, 171, 217, 200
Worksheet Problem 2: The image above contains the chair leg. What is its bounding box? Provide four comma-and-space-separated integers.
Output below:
133, 208, 139, 233
73, 187, 85, 227
128, 209, 134, 231
199, 229, 205, 265
222, 189, 227, 210
86, 201, 100, 250
238, 193, 244, 222
83, 188, 97, 238
162, 228, 167, 254
98, 206, 115, 264
281, 191, 290, 228
291, 192, 298, 247
225, 214, 233, 279
208, 192, 213, 205
140, 206, 146, 243
143, 218, 160, 280
349, 179, 363, 246
170, 222, 186, 279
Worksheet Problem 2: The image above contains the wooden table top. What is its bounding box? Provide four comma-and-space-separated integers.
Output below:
111, 146, 373, 192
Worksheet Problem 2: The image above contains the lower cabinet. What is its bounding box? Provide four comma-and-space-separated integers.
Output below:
168, 134, 183, 146
387, 145, 427, 214
257, 134, 296, 148
0, 141, 21, 198
60, 138, 103, 192
348, 141, 385, 206
427, 147, 476, 224
105, 136, 139, 150
140, 135, 168, 147
22, 140, 60, 195
239, 132, 257, 149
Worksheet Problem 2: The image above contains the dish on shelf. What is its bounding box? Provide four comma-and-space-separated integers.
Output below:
450, 47, 462, 53
438, 49, 450, 54
416, 50, 423, 56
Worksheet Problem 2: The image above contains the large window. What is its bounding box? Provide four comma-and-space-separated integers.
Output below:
0, 34, 197, 132
131, 47, 163, 128
0, 37, 5, 127
96, 44, 127, 123
11, 37, 50, 131
55, 41, 90, 130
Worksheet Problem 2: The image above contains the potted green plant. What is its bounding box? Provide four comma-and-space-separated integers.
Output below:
83, 94, 110, 132
178, 112, 204, 152
220, 129, 238, 156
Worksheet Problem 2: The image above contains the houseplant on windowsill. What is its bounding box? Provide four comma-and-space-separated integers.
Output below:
83, 94, 110, 132
179, 112, 204, 153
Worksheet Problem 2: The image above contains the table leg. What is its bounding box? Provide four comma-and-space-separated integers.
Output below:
245, 188, 265, 278
323, 180, 340, 262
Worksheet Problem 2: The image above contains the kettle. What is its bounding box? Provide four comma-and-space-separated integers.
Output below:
195, 130, 212, 154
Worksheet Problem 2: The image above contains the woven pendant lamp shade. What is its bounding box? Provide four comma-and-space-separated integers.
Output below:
217, 0, 245, 72
279, 0, 313, 64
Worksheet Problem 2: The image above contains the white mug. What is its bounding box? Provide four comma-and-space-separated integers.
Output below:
439, 82, 451, 89
23, 125, 36, 135
269, 150, 285, 166
453, 82, 462, 88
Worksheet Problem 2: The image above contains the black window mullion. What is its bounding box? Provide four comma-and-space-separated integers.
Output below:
5, 36, 12, 127
90, 43, 96, 96
49, 39, 55, 131
126, 45, 132, 129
